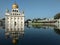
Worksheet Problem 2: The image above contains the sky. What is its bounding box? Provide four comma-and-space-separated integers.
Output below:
0, 0, 60, 19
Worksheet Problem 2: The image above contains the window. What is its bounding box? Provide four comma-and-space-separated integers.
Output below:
15, 13, 16, 15
13, 13, 14, 15
14, 28, 16, 31
17, 10, 18, 12
7, 28, 9, 30
13, 10, 18, 12
21, 28, 23, 30
21, 22, 23, 23
14, 22, 16, 26
18, 28, 19, 30
11, 28, 12, 31
21, 22, 23, 26
13, 10, 14, 12
11, 18, 12, 19
21, 17, 23, 20
19, 14, 20, 15
18, 17, 19, 19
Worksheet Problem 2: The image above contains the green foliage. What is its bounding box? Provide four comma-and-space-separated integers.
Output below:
54, 13, 60, 19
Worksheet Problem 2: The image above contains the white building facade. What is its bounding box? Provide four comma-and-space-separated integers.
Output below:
5, 3, 24, 31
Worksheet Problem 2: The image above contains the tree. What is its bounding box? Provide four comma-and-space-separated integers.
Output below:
27, 19, 31, 21
54, 13, 60, 19
25, 19, 31, 23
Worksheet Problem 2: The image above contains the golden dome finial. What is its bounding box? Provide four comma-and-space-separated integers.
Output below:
12, 3, 18, 9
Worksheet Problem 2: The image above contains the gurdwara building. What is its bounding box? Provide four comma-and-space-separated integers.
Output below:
5, 3, 24, 31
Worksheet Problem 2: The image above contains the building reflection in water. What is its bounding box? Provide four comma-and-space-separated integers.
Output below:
26, 24, 56, 29
26, 24, 60, 35
54, 24, 60, 35
5, 26, 24, 44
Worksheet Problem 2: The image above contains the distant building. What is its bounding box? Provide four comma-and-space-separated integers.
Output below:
5, 3, 24, 31
32, 18, 57, 23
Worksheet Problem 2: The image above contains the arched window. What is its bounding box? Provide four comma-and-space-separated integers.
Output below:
17, 10, 18, 12
14, 22, 16, 26
13, 10, 14, 12
58, 21, 59, 23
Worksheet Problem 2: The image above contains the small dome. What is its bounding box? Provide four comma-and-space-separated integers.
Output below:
6, 8, 9, 12
12, 3, 18, 9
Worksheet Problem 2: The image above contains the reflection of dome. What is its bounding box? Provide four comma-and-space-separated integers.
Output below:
12, 3, 18, 9
12, 39, 17, 44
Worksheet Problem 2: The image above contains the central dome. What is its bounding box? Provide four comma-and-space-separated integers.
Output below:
12, 3, 18, 9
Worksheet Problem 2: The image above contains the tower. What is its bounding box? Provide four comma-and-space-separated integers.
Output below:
5, 3, 24, 32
